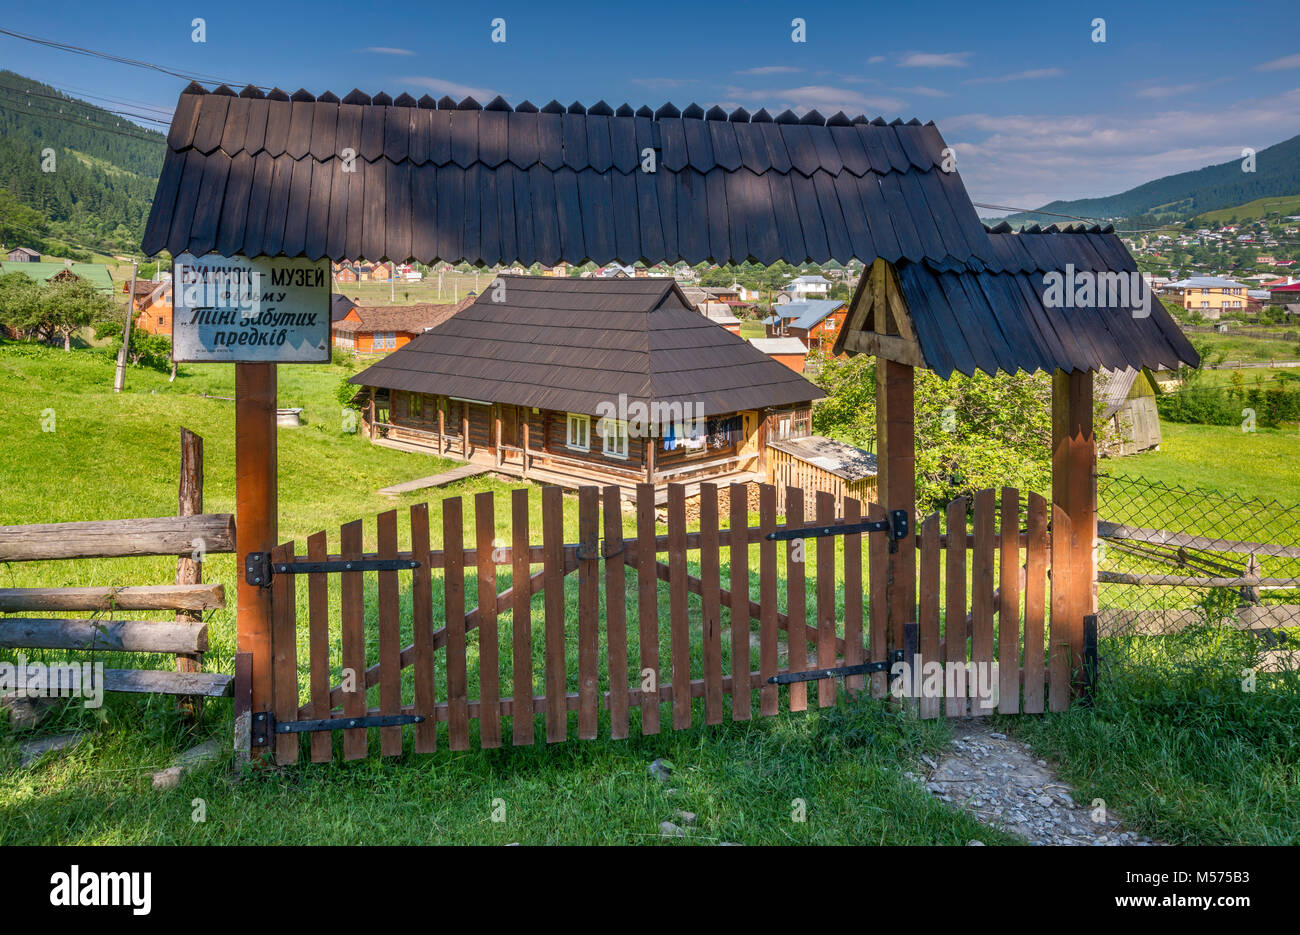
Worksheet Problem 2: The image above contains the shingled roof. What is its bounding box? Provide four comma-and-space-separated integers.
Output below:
348, 276, 823, 416
834, 224, 1200, 377
142, 82, 991, 268
334, 297, 474, 335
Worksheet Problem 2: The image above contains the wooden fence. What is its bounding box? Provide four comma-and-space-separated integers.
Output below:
0, 429, 234, 699
265, 482, 1063, 763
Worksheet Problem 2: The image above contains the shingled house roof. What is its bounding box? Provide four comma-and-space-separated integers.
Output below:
833, 224, 1201, 377
334, 297, 474, 335
349, 276, 823, 416
142, 82, 991, 268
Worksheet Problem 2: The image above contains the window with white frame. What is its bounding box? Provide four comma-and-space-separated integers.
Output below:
566, 413, 590, 451
601, 418, 629, 459
374, 332, 396, 350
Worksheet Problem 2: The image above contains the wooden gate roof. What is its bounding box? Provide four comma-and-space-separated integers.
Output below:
834, 225, 1200, 377
348, 276, 823, 416
142, 82, 992, 268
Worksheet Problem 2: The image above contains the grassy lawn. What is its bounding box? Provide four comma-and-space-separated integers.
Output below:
1189, 331, 1300, 364
2, 341, 1296, 845
1101, 421, 1300, 504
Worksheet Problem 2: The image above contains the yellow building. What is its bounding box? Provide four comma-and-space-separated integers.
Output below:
1167, 276, 1249, 320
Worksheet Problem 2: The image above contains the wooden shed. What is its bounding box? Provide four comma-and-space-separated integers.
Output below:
1098, 367, 1161, 456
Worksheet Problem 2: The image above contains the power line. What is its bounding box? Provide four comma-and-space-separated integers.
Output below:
0, 99, 163, 143
0, 84, 169, 128
0, 27, 262, 90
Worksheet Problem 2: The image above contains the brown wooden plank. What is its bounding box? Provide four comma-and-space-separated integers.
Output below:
842, 497, 865, 696
542, 486, 567, 742
998, 487, 1022, 714
1023, 492, 1048, 714
270, 541, 298, 765
636, 483, 661, 734
0, 584, 225, 613
1048, 506, 1073, 712
306, 531, 332, 762
759, 484, 779, 715
668, 483, 691, 729
376, 510, 403, 756
444, 496, 470, 750
475, 491, 502, 748
918, 512, 941, 718
409, 503, 437, 753
867, 501, 888, 698
339, 519, 367, 759
577, 487, 600, 740
970, 488, 996, 716
699, 483, 724, 724
604, 486, 630, 739
729, 483, 751, 721
815, 490, 836, 708
944, 498, 968, 717
511, 489, 534, 745
0, 513, 236, 562
785, 486, 807, 712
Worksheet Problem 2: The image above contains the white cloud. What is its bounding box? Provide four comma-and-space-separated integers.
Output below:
1257, 53, 1300, 71
966, 68, 1063, 85
630, 77, 695, 89
726, 84, 906, 116
400, 76, 500, 101
899, 51, 971, 68
943, 87, 1300, 208
894, 85, 949, 97
362, 47, 414, 56
867, 55, 886, 64
735, 66, 801, 76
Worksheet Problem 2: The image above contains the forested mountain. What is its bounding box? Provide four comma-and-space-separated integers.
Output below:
0, 71, 165, 257
993, 132, 1300, 226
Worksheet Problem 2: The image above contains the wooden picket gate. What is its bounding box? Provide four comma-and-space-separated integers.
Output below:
255, 482, 1062, 764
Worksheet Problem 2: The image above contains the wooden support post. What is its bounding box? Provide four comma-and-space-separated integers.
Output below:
645, 433, 656, 485
367, 396, 376, 440
522, 419, 530, 477
463, 412, 470, 459
439, 407, 446, 454
174, 427, 203, 718
235, 363, 277, 735
877, 359, 916, 652
1051, 368, 1096, 706
494, 409, 503, 466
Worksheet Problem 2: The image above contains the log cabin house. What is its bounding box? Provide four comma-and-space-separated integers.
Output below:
350, 276, 831, 498
333, 297, 474, 353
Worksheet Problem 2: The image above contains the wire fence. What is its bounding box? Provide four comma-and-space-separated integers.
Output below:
1094, 474, 1300, 684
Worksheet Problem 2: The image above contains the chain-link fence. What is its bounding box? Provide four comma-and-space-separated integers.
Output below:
1094, 474, 1300, 686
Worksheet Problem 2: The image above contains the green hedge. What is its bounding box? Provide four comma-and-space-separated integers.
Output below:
1157, 384, 1300, 427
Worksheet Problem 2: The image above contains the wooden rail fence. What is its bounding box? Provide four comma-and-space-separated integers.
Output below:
265, 482, 1063, 763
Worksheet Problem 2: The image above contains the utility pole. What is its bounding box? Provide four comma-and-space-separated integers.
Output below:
113, 260, 137, 393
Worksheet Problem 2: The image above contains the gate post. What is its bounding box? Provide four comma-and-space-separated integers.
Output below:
1050, 368, 1096, 709
235, 362, 278, 750
876, 357, 916, 659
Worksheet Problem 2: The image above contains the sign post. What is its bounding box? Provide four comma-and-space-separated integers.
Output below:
172, 253, 329, 750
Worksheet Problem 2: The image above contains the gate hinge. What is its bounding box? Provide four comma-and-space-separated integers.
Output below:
245, 553, 420, 588
251, 710, 426, 745
766, 509, 910, 551
767, 649, 905, 685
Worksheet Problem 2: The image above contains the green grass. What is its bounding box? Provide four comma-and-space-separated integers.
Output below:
0, 340, 1017, 845
1102, 420, 1300, 503
1189, 331, 1300, 364
1194, 193, 1300, 225
1009, 623, 1300, 845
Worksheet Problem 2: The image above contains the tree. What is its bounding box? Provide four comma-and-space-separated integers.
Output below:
37, 276, 112, 350
0, 270, 41, 335
813, 355, 1057, 510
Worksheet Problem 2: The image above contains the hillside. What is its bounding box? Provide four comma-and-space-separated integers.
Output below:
1192, 194, 1300, 225
993, 132, 1300, 226
0, 71, 165, 257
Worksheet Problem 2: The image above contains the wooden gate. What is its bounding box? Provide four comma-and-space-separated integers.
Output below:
254, 483, 1061, 763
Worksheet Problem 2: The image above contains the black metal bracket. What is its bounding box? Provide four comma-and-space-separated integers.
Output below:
766, 649, 905, 685
245, 553, 420, 588
251, 710, 426, 746
765, 509, 910, 551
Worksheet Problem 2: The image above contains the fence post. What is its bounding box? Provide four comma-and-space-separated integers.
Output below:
1051, 369, 1096, 701
174, 427, 203, 717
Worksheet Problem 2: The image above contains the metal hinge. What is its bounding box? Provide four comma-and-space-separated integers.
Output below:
250, 711, 426, 747
767, 649, 905, 685
245, 553, 420, 588
766, 509, 910, 551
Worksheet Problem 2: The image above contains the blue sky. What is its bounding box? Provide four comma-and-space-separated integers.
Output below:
3, 0, 1298, 209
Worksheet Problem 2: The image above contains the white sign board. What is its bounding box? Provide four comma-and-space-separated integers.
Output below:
172, 253, 330, 363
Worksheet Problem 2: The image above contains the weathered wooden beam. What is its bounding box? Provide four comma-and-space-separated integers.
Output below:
175, 426, 205, 680
0, 514, 235, 562
0, 618, 208, 653
1097, 571, 1300, 588
0, 583, 225, 613
842, 329, 925, 367
1098, 521, 1300, 560
104, 669, 233, 697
